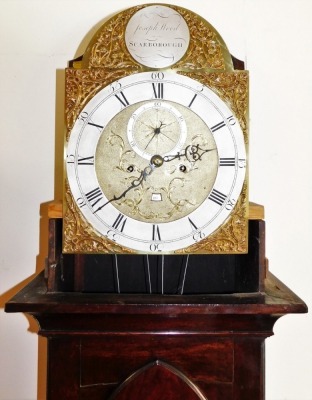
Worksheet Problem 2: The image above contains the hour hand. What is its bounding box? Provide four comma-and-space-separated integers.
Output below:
163, 144, 216, 163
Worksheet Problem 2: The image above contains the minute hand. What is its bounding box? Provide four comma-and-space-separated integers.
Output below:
94, 163, 155, 213
163, 144, 216, 163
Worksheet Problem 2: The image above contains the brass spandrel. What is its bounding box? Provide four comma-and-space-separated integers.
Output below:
175, 183, 248, 254
180, 71, 249, 143
63, 180, 135, 254
65, 68, 131, 138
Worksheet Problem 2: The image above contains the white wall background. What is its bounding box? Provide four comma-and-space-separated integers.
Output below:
0, 1, 311, 399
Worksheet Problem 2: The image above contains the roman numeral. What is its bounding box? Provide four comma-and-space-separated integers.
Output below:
115, 91, 130, 107
188, 94, 197, 108
208, 189, 227, 206
219, 157, 235, 166
78, 156, 94, 165
210, 116, 235, 133
152, 224, 161, 241
188, 217, 198, 231
112, 213, 127, 232
152, 83, 164, 99
210, 120, 226, 133
188, 218, 205, 242
85, 187, 103, 208
87, 121, 104, 130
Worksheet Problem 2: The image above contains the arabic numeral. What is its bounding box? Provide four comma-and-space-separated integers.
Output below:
151, 72, 164, 80
226, 198, 236, 211
193, 231, 205, 242
110, 81, 122, 92
66, 154, 75, 164
149, 243, 163, 252
238, 158, 247, 168
77, 197, 86, 208
78, 111, 89, 122
227, 115, 236, 126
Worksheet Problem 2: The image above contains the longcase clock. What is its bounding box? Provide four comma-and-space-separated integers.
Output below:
5, 5, 307, 400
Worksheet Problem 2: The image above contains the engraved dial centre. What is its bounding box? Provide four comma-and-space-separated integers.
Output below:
96, 99, 218, 224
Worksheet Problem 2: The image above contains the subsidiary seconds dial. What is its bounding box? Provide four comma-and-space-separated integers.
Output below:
127, 101, 187, 160
66, 71, 247, 253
